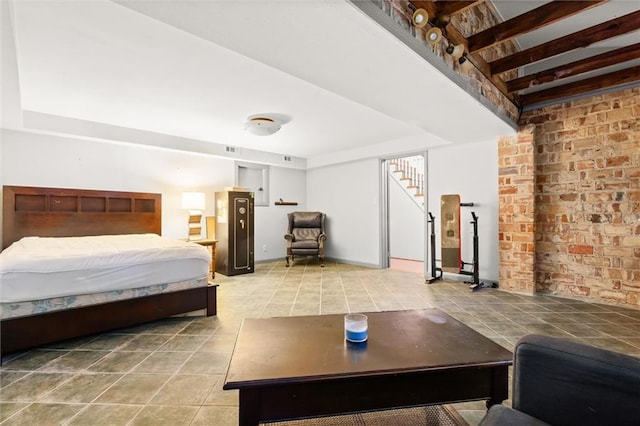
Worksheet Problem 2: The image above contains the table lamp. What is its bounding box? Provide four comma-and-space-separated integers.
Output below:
182, 191, 206, 240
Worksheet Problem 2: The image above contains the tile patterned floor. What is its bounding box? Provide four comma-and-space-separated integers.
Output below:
2, 260, 640, 425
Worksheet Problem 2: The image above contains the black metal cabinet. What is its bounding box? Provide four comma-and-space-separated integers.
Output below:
215, 190, 254, 276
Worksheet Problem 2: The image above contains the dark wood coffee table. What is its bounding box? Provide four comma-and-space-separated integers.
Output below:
223, 309, 512, 425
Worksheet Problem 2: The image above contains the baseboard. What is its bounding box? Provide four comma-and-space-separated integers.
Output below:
325, 257, 380, 269
255, 257, 381, 269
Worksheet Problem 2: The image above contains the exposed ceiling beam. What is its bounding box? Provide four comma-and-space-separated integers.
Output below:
520, 65, 640, 107
409, 1, 637, 109
490, 10, 640, 75
507, 43, 640, 93
467, 0, 607, 54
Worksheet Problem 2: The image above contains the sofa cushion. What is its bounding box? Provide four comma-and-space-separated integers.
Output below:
479, 405, 551, 426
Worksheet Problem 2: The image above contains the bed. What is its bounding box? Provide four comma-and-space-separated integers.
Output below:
1, 185, 218, 358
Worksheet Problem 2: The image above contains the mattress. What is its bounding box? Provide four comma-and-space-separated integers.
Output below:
0, 234, 211, 304
1, 276, 208, 320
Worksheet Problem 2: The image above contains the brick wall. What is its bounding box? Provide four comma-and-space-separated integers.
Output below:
497, 126, 536, 294
518, 87, 640, 308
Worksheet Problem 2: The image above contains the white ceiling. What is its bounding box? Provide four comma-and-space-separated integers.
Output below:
4, 0, 518, 166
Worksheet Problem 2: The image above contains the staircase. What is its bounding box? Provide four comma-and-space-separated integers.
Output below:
389, 156, 425, 210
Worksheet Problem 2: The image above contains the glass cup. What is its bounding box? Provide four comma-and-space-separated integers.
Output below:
344, 313, 368, 342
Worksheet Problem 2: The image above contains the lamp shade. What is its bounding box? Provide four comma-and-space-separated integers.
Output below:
182, 192, 205, 211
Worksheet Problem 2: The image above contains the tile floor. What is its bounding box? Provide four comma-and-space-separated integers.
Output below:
2, 260, 640, 425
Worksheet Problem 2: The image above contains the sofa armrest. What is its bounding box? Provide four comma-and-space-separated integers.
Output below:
512, 334, 640, 426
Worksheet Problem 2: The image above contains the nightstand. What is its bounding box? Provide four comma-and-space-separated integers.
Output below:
191, 239, 217, 279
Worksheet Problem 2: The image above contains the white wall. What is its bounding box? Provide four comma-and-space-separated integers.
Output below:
307, 158, 380, 267
389, 177, 424, 261
305, 143, 498, 277
1, 129, 305, 262
255, 166, 306, 261
427, 140, 499, 282
2, 129, 232, 238
2, 128, 500, 277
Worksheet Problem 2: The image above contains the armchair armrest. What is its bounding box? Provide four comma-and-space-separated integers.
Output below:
284, 234, 294, 252
318, 233, 326, 249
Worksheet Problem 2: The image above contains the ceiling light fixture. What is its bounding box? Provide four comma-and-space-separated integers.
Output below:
411, 9, 429, 29
411, 6, 469, 76
244, 116, 281, 136
458, 55, 474, 73
445, 43, 465, 60
433, 14, 451, 28
425, 27, 442, 45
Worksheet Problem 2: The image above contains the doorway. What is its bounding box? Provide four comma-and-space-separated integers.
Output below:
380, 152, 428, 276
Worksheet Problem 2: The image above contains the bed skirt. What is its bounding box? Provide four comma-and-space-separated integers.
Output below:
1, 281, 218, 359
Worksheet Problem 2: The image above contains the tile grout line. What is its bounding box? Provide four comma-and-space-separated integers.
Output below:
2, 262, 640, 426
62, 321, 195, 425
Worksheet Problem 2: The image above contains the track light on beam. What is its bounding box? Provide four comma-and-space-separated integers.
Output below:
446, 43, 465, 60
458, 55, 474, 73
425, 27, 442, 45
412, 9, 429, 29
433, 14, 451, 28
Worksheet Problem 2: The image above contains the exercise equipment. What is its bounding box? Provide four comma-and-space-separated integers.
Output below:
459, 211, 495, 291
426, 195, 497, 291
426, 212, 443, 283
440, 194, 461, 274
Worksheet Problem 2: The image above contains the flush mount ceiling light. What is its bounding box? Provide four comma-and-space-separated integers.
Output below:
244, 116, 281, 136
411, 9, 429, 29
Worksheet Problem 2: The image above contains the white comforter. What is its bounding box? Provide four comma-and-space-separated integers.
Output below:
0, 234, 210, 303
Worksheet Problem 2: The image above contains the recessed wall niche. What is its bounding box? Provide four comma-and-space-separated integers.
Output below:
236, 162, 269, 206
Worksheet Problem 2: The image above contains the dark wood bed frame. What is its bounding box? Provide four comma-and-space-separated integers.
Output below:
1, 185, 217, 358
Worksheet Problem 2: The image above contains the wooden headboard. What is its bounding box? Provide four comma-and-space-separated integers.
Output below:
3, 186, 162, 249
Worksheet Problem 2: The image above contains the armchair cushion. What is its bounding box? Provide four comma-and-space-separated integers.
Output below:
292, 228, 321, 242
291, 212, 323, 229
291, 239, 320, 250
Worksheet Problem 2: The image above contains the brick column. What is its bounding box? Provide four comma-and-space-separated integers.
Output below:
498, 125, 536, 294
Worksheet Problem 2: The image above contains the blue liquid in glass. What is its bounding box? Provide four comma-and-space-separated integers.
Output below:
346, 329, 368, 342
